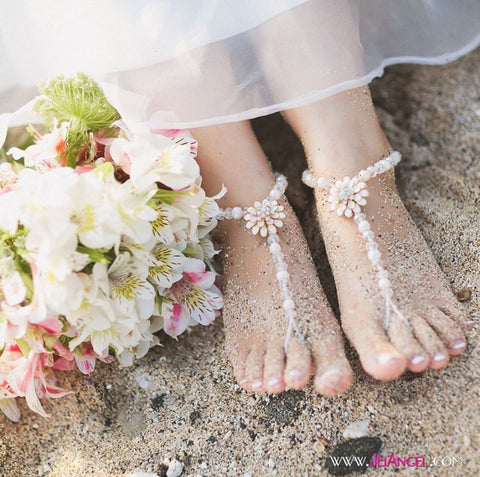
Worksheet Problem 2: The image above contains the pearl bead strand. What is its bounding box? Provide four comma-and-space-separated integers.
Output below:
302, 151, 410, 331
218, 173, 305, 351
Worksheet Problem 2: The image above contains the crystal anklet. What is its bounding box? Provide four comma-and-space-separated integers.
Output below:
218, 173, 305, 351
302, 150, 409, 331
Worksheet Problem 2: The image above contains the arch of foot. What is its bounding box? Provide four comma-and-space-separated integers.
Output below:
302, 151, 409, 331
218, 173, 305, 351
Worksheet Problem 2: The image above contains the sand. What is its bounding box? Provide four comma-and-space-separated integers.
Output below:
1, 49, 479, 477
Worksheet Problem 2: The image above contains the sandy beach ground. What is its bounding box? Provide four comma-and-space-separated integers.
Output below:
1, 49, 479, 477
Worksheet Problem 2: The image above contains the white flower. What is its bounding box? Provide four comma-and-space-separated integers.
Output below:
244, 199, 286, 237
2, 271, 26, 307
198, 191, 224, 238
69, 166, 124, 250
186, 237, 218, 261
8, 122, 68, 172
148, 244, 186, 289
106, 253, 156, 320
7, 167, 78, 243
168, 185, 204, 243
40, 270, 86, 317
0, 248, 26, 307
0, 190, 21, 235
109, 180, 157, 244
151, 203, 177, 246
65, 271, 131, 358
0, 163, 17, 191
0, 303, 31, 348
328, 176, 369, 218
110, 132, 200, 192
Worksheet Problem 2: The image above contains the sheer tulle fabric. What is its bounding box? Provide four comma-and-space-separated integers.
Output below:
1, 0, 480, 131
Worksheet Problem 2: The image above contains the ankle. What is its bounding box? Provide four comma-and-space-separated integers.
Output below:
304, 151, 401, 218
305, 123, 392, 179
220, 178, 291, 243
288, 88, 392, 179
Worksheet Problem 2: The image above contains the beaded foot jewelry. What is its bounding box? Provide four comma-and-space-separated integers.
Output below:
218, 173, 306, 351
302, 150, 409, 331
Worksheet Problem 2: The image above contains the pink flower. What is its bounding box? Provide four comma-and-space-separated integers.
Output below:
74, 166, 94, 175
8, 122, 68, 172
0, 345, 70, 420
164, 259, 223, 337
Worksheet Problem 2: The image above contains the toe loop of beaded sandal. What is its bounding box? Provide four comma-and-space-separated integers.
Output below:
302, 151, 409, 331
218, 173, 306, 351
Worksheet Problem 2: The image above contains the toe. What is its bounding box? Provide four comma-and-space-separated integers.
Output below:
264, 340, 286, 394
227, 344, 249, 388
424, 306, 467, 356
245, 347, 266, 392
344, 312, 407, 380
284, 338, 311, 390
311, 333, 353, 396
433, 296, 472, 330
364, 339, 407, 380
411, 315, 450, 370
314, 363, 353, 397
388, 315, 429, 373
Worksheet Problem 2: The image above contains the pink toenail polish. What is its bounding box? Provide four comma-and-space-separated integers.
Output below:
321, 369, 341, 382
288, 369, 303, 378
267, 377, 280, 387
452, 340, 466, 350
433, 352, 447, 362
411, 355, 426, 366
251, 379, 263, 389
377, 353, 397, 365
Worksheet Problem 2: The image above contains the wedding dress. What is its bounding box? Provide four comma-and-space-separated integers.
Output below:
1, 0, 479, 133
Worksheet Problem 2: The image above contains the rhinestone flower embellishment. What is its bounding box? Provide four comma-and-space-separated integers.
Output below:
328, 176, 369, 218
244, 199, 286, 237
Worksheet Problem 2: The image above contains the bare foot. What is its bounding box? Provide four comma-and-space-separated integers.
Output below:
315, 170, 467, 380
220, 198, 353, 395
192, 121, 352, 395
283, 87, 467, 381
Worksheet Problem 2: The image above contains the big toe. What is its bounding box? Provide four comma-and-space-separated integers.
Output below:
311, 334, 353, 396
356, 336, 407, 380
343, 309, 407, 380
315, 363, 354, 396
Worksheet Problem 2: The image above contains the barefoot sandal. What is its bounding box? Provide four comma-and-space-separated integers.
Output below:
218, 174, 306, 351
302, 150, 410, 331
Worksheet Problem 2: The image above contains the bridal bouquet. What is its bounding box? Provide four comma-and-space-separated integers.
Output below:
0, 74, 223, 421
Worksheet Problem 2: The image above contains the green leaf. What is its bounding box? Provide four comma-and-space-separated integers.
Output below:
77, 245, 113, 265
182, 247, 200, 257
16, 338, 30, 356
43, 333, 58, 350
154, 188, 192, 205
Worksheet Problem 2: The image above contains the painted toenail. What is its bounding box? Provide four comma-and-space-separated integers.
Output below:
239, 379, 248, 386
451, 340, 466, 350
288, 369, 303, 378
433, 352, 447, 362
377, 353, 399, 365
411, 355, 426, 366
267, 377, 280, 387
321, 369, 341, 382
251, 379, 263, 389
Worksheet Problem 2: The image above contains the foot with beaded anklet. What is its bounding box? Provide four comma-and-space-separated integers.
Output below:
283, 87, 468, 380
192, 121, 353, 395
